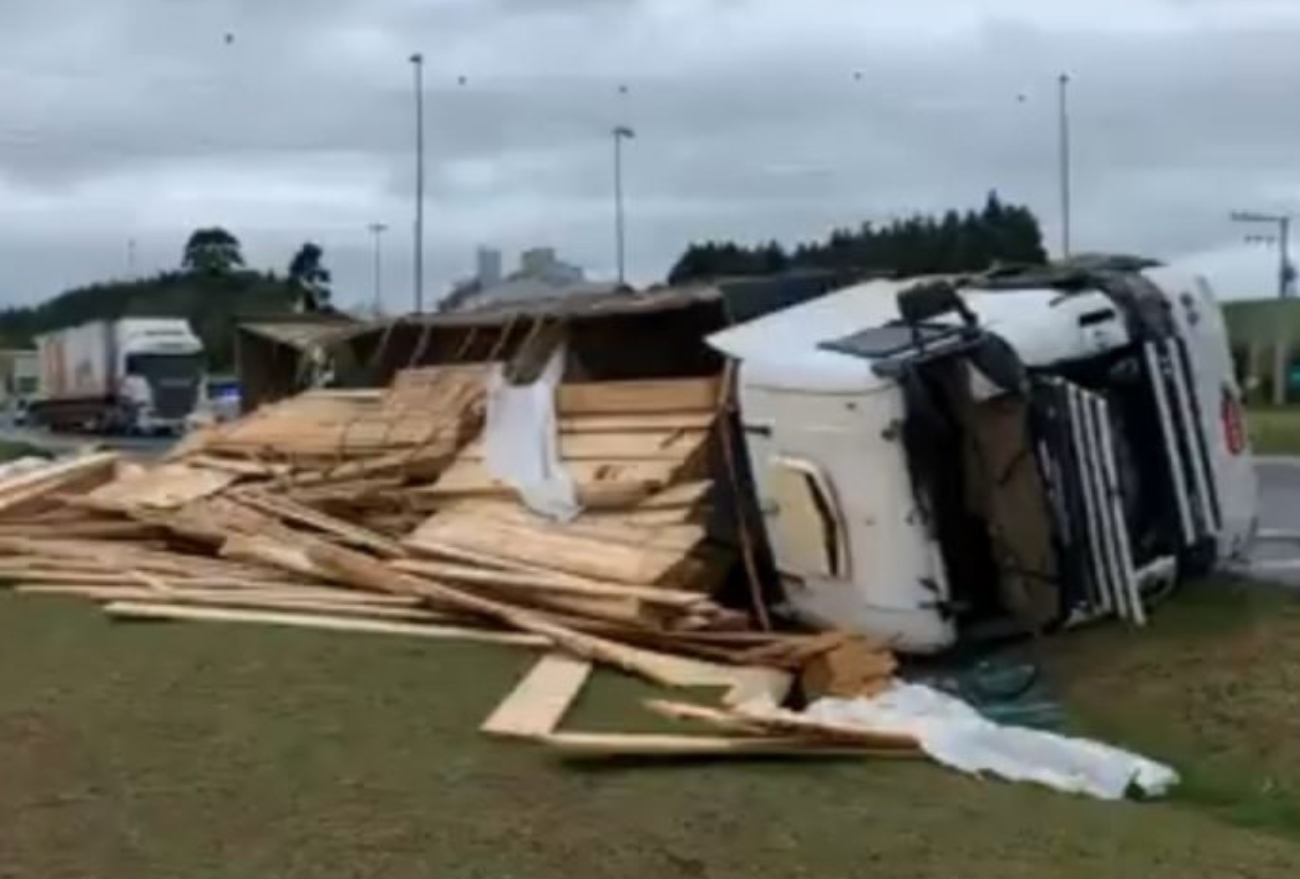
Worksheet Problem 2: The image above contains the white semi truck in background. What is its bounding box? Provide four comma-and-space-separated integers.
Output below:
31, 318, 206, 434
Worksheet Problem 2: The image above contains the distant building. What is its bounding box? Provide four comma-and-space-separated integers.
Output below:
441, 246, 619, 313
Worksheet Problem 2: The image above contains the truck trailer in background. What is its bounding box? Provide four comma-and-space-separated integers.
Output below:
31, 318, 206, 434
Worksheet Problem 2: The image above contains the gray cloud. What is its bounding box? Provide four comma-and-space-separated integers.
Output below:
1, 0, 1300, 308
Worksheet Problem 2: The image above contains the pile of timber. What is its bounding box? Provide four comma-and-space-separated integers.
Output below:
0, 366, 912, 760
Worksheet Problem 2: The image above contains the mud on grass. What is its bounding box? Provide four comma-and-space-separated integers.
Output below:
2, 588, 1300, 878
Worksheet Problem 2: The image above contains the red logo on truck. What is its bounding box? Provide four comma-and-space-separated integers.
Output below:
1221, 389, 1247, 456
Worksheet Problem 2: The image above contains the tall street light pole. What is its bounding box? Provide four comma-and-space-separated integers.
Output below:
368, 222, 388, 315
410, 52, 426, 313
612, 125, 635, 286
1057, 72, 1072, 260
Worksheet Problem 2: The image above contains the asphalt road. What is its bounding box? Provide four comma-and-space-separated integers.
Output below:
1250, 458, 1300, 579
0, 425, 174, 459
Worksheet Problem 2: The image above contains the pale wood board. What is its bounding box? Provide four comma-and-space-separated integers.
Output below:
539, 732, 914, 758
481, 652, 594, 738
391, 558, 707, 608
560, 412, 716, 433
84, 463, 238, 511
0, 453, 119, 513
415, 459, 680, 502
635, 480, 713, 510
458, 429, 710, 463
557, 377, 721, 415
436, 500, 707, 553
406, 511, 690, 585
104, 601, 548, 647
233, 491, 407, 558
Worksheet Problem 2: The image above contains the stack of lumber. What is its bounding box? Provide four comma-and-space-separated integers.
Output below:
0, 364, 905, 762
175, 364, 487, 478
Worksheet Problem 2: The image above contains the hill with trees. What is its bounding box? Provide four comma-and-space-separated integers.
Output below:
668, 192, 1048, 284
0, 229, 335, 371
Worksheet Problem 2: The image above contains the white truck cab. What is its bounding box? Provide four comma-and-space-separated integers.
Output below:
710, 259, 1257, 652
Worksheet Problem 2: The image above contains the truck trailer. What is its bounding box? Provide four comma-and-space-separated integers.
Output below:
31, 318, 206, 434
709, 259, 1258, 652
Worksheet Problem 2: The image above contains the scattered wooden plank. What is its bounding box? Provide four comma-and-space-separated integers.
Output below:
83, 464, 237, 511
636, 480, 713, 510
560, 412, 716, 433
103, 602, 547, 647
233, 491, 407, 558
40, 588, 452, 621
186, 455, 292, 478
481, 652, 594, 738
0, 453, 119, 513
416, 459, 680, 503
557, 377, 720, 415
539, 732, 914, 759
219, 535, 330, 580
406, 509, 696, 585
459, 430, 710, 462
392, 559, 707, 608
647, 699, 918, 750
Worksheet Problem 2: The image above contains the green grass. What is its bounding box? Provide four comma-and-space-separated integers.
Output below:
1248, 407, 1300, 455
0, 438, 50, 462
4, 586, 1300, 878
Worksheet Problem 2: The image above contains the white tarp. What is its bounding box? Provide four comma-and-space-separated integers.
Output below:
745, 683, 1178, 800
483, 345, 581, 522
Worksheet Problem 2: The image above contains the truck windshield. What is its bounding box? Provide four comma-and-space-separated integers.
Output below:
125, 353, 204, 380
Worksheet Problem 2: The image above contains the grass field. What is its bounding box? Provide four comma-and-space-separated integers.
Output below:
1249, 407, 1300, 455
4, 582, 1300, 878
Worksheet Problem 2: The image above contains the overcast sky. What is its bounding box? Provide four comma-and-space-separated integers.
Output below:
0, 0, 1298, 310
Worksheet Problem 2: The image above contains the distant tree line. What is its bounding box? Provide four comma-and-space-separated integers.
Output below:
0, 228, 336, 371
667, 192, 1048, 284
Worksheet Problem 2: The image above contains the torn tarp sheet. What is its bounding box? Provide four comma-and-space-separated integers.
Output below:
749, 683, 1178, 800
483, 344, 580, 522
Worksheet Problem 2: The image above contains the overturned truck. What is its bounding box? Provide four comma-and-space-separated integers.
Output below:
711, 259, 1258, 652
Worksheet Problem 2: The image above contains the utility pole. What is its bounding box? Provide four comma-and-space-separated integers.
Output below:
1233, 209, 1297, 404
410, 52, 426, 313
368, 222, 388, 316
127, 238, 137, 279
1057, 73, 1072, 260
612, 125, 635, 286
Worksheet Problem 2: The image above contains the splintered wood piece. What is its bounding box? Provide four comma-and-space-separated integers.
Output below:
481, 652, 593, 738
103, 602, 548, 647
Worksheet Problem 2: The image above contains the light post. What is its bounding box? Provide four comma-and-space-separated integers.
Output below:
410, 52, 426, 313
368, 222, 388, 315
1057, 73, 1072, 259
612, 125, 635, 286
